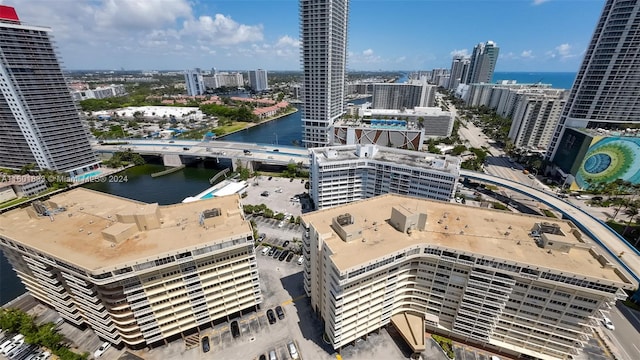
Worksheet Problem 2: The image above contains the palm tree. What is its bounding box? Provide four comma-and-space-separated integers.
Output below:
623, 206, 639, 235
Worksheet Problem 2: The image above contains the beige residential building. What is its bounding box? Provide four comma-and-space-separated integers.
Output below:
0, 189, 261, 349
301, 194, 635, 360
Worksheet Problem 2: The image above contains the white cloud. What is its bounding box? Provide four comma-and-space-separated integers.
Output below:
532, 0, 551, 5
94, 0, 192, 30
1, 0, 270, 69
362, 48, 374, 56
275, 35, 300, 48
181, 14, 263, 45
395, 56, 406, 63
521, 50, 534, 59
450, 49, 469, 57
556, 44, 571, 57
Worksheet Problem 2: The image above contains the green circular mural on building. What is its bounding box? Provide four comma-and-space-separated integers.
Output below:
576, 137, 640, 188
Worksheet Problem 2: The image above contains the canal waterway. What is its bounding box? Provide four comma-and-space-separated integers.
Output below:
1, 97, 373, 305
1, 106, 304, 304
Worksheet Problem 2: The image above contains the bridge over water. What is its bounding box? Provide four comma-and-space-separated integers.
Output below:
92, 139, 309, 170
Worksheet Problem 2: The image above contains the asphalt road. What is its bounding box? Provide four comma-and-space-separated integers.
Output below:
606, 303, 640, 360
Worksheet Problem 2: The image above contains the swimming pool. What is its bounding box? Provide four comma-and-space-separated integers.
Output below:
72, 170, 102, 181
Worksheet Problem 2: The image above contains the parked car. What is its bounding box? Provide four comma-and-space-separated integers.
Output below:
278, 221, 285, 228
272, 249, 282, 259
285, 253, 295, 262
287, 342, 300, 360
201, 336, 210, 353
259, 355, 267, 360
268, 176, 273, 181
278, 250, 289, 261
275, 305, 285, 320
282, 240, 290, 247
261, 246, 271, 256
272, 149, 279, 152
602, 316, 615, 330
267, 309, 277, 324
297, 256, 304, 265
258, 233, 266, 241
93, 342, 110, 358
230, 320, 240, 338
269, 349, 278, 360
261, 191, 270, 197
268, 248, 276, 257
34, 351, 51, 360
2, 335, 24, 356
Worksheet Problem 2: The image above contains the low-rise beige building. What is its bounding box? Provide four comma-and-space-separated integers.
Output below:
301, 194, 636, 360
0, 188, 261, 349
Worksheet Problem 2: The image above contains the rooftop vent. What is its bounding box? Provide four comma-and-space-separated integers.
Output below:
32, 201, 48, 216
336, 213, 354, 226
202, 208, 222, 219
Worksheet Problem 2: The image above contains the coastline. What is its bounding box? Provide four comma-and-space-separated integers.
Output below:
217, 107, 299, 139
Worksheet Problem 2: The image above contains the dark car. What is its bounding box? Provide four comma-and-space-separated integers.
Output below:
268, 176, 273, 180
259, 355, 267, 360
592, 196, 604, 201
201, 336, 210, 353
243, 149, 252, 154
275, 306, 285, 320
282, 240, 290, 247
285, 253, 295, 262
273, 249, 282, 259
261, 191, 270, 197
268, 247, 276, 256
230, 320, 240, 338
267, 309, 277, 324
273, 149, 280, 152
290, 178, 294, 182
278, 250, 289, 261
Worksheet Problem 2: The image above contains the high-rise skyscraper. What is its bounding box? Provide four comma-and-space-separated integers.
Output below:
0, 6, 99, 176
466, 41, 499, 84
448, 55, 471, 90
549, 0, 640, 160
248, 69, 268, 92
371, 80, 436, 110
300, 0, 349, 148
184, 68, 205, 96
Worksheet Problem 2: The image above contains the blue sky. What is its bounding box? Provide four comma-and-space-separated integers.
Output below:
2, 0, 604, 72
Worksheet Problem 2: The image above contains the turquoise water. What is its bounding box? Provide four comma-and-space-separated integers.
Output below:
72, 170, 101, 181
492, 72, 577, 89
201, 192, 215, 199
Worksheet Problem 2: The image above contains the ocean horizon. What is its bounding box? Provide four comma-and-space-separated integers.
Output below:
492, 71, 576, 90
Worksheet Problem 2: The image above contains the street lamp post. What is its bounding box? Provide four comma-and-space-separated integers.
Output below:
274, 132, 279, 145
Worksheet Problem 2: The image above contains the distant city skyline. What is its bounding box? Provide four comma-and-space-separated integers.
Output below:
3, 0, 604, 72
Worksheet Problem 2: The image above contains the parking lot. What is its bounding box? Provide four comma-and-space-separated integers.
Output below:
242, 176, 310, 217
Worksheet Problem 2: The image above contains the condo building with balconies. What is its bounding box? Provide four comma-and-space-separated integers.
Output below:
309, 145, 460, 210
301, 194, 635, 360
0, 6, 99, 176
0, 188, 261, 349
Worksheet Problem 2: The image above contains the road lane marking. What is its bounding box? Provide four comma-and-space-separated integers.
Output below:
282, 294, 306, 306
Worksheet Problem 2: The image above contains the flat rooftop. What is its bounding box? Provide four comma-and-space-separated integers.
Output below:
302, 194, 632, 286
0, 188, 251, 273
311, 145, 460, 175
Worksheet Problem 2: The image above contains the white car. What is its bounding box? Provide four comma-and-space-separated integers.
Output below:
297, 256, 304, 265
278, 221, 285, 228
287, 342, 299, 360
602, 316, 615, 330
261, 246, 271, 255
36, 351, 52, 360
94, 341, 111, 358
2, 338, 24, 356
